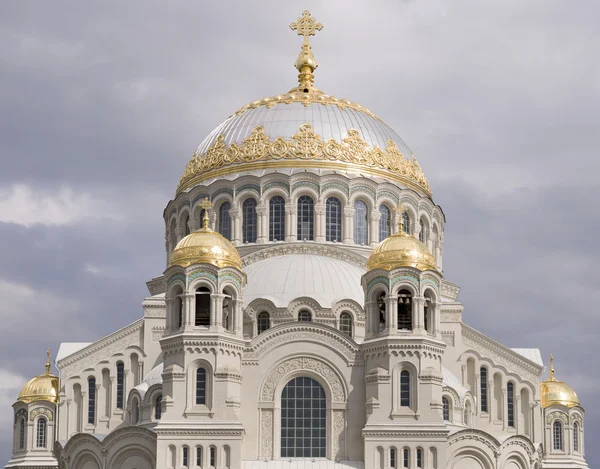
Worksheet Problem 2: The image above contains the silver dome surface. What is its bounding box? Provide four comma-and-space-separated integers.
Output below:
195, 101, 414, 157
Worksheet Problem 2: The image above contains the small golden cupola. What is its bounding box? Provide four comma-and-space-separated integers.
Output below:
541, 354, 580, 408
169, 198, 242, 270
17, 349, 59, 404
367, 205, 437, 272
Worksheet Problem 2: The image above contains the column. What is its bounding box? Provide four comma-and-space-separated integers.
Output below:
229, 208, 241, 245
183, 293, 195, 329
385, 295, 398, 333
285, 204, 297, 242
81, 390, 88, 430
369, 209, 380, 247
256, 204, 268, 243
110, 376, 117, 416
413, 296, 425, 333
515, 394, 521, 434
189, 216, 199, 232
211, 293, 226, 331
175, 225, 185, 242
364, 300, 374, 336
209, 208, 216, 231
315, 203, 326, 243
475, 372, 480, 416
488, 379, 494, 423
502, 386, 508, 431
343, 206, 354, 244
234, 299, 243, 335
392, 212, 401, 235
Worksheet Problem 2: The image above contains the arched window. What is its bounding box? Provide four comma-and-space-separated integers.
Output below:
183, 213, 190, 236
182, 446, 189, 468
175, 292, 183, 330
242, 198, 257, 243
195, 287, 211, 326
419, 218, 427, 243
326, 197, 342, 242
297, 195, 314, 241
403, 448, 409, 468
424, 296, 431, 333
36, 418, 46, 448
210, 446, 217, 467
196, 446, 203, 467
574, 421, 579, 452
281, 377, 326, 457
402, 211, 410, 234
18, 418, 25, 449
87, 376, 96, 424
379, 204, 391, 241
298, 310, 312, 322
553, 421, 563, 451
257, 312, 270, 334
116, 361, 125, 409
219, 202, 231, 240
390, 447, 397, 468
155, 395, 162, 420
339, 312, 353, 337
269, 196, 286, 241
416, 448, 423, 468
196, 368, 207, 405
377, 292, 386, 331
133, 398, 140, 424
353, 200, 368, 245
507, 382, 515, 427
397, 290, 413, 330
400, 370, 410, 407
480, 367, 488, 413
442, 396, 450, 421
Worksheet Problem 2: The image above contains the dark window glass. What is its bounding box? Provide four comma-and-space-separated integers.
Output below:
297, 196, 314, 241
36, 418, 46, 448
442, 397, 450, 420
326, 197, 342, 242
183, 214, 190, 236
353, 200, 368, 245
280, 377, 326, 457
183, 446, 189, 467
88, 377, 96, 424
400, 370, 410, 407
417, 448, 423, 468
553, 421, 563, 450
574, 422, 579, 452
269, 196, 286, 241
507, 382, 515, 427
195, 287, 211, 326
257, 312, 270, 334
219, 202, 231, 240
242, 198, 257, 243
397, 290, 413, 330
403, 449, 409, 468
298, 310, 312, 322
480, 367, 488, 413
18, 418, 25, 449
196, 447, 203, 466
402, 211, 410, 234
155, 395, 162, 420
379, 205, 391, 241
196, 368, 207, 405
210, 446, 216, 467
424, 298, 430, 333
339, 312, 353, 337
116, 362, 125, 409
390, 448, 396, 468
419, 220, 426, 243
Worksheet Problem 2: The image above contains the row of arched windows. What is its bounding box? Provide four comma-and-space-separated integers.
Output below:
169, 444, 223, 469
181, 196, 434, 245
130, 393, 162, 425
15, 416, 48, 450
84, 361, 126, 426
442, 396, 473, 426
254, 311, 354, 337
380, 446, 436, 469
170, 285, 237, 333
376, 290, 435, 334
552, 420, 581, 452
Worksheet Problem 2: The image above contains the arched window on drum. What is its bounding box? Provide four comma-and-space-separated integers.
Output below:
326, 197, 342, 242
402, 211, 410, 234
257, 312, 270, 334
242, 198, 257, 243
219, 202, 231, 240
379, 204, 391, 241
269, 196, 286, 241
353, 200, 368, 245
297, 196, 314, 241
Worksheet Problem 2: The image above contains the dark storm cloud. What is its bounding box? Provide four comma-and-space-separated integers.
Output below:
1, 0, 599, 464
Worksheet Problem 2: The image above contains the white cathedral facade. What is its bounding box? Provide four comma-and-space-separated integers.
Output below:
6, 11, 589, 469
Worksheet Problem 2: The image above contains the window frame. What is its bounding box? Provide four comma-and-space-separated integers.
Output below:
196, 367, 207, 406
242, 198, 258, 243
297, 195, 314, 241
507, 382, 515, 428
87, 376, 96, 425
219, 201, 232, 240
155, 394, 162, 420
18, 417, 25, 450
269, 196, 286, 242
36, 417, 47, 448
553, 420, 563, 451
379, 204, 391, 241
116, 361, 125, 409
353, 199, 369, 245
442, 396, 450, 421
298, 310, 312, 322
400, 370, 410, 407
480, 367, 488, 413
339, 312, 353, 337
257, 312, 271, 334
326, 197, 342, 242
573, 421, 580, 452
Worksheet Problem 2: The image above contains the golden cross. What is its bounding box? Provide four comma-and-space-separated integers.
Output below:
290, 10, 323, 43
549, 354, 555, 381
45, 348, 51, 375
393, 204, 406, 233
199, 197, 213, 229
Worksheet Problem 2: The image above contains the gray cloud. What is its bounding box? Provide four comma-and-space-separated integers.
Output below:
1, 0, 598, 464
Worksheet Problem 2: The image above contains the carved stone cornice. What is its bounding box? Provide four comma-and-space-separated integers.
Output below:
241, 242, 368, 268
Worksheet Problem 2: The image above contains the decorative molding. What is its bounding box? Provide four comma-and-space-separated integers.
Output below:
441, 280, 460, 301
241, 243, 368, 268
441, 331, 455, 346
260, 409, 273, 458
333, 410, 346, 459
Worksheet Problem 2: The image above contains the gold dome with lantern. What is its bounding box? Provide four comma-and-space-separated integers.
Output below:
17, 349, 59, 404
541, 355, 580, 408
169, 198, 242, 270
367, 207, 437, 272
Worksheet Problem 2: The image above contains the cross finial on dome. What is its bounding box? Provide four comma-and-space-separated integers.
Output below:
45, 348, 51, 375
199, 197, 213, 230
290, 11, 323, 93
549, 354, 555, 381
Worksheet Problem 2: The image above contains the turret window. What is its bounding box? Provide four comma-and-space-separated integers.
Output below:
353, 200, 368, 245
155, 395, 162, 420
36, 417, 47, 448
403, 448, 409, 468
574, 421, 580, 452
210, 446, 217, 467
257, 312, 270, 334
298, 310, 312, 322
242, 198, 257, 243
377, 292, 386, 331
219, 202, 231, 240
553, 421, 563, 451
116, 361, 125, 409
339, 312, 353, 337
196, 368, 207, 405
183, 446, 189, 468
402, 211, 410, 234
18, 417, 25, 449
480, 367, 488, 413
281, 377, 326, 457
416, 448, 423, 468
196, 446, 203, 467
507, 382, 515, 427
442, 396, 450, 421
419, 218, 427, 243
269, 196, 286, 241
297, 195, 314, 241
326, 197, 342, 242
195, 287, 211, 327
379, 204, 391, 241
397, 290, 413, 330
390, 447, 397, 468
88, 376, 96, 424
400, 370, 410, 407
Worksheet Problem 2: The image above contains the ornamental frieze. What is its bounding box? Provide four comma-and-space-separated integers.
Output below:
30, 407, 53, 422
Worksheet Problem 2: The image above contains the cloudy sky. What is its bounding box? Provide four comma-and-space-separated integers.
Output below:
1, 0, 599, 465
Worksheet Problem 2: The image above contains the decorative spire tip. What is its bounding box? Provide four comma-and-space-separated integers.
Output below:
45, 348, 51, 375
290, 10, 323, 92
549, 354, 555, 381
199, 197, 213, 230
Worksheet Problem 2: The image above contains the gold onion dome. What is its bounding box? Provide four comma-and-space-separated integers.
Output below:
541, 355, 580, 408
169, 198, 242, 270
18, 349, 59, 404
367, 208, 436, 272
177, 11, 430, 197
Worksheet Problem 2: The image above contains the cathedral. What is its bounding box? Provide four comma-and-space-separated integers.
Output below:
5, 11, 589, 469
